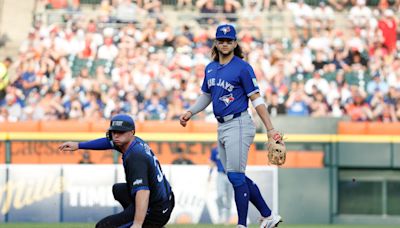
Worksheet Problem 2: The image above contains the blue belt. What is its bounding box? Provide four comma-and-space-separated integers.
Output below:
216, 111, 246, 123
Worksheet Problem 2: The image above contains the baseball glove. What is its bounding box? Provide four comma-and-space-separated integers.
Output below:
267, 131, 287, 166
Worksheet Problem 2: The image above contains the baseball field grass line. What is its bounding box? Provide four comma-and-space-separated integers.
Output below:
0, 224, 399, 228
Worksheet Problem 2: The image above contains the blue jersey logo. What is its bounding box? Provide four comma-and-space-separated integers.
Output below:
201, 57, 259, 117
220, 26, 231, 34
219, 93, 235, 106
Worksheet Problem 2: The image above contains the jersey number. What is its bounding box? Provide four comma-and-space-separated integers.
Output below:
153, 155, 164, 182
144, 143, 164, 183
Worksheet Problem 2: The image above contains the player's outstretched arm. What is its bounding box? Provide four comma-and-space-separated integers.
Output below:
58, 142, 79, 152
59, 138, 113, 152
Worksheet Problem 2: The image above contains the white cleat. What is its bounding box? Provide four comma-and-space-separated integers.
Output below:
259, 214, 282, 228
237, 225, 247, 228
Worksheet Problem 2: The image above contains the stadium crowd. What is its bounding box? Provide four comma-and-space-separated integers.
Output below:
1, 0, 400, 123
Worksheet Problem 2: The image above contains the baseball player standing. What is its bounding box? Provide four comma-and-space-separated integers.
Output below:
179, 24, 282, 228
59, 114, 174, 228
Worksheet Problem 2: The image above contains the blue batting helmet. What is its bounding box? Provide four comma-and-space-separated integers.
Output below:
215, 24, 236, 40
108, 114, 135, 132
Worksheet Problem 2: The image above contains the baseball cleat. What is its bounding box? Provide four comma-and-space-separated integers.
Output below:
259, 214, 282, 228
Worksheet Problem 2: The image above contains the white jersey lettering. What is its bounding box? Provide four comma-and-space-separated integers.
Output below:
207, 78, 215, 88
216, 79, 234, 92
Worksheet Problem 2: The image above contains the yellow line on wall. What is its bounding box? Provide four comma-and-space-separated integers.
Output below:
1, 132, 400, 143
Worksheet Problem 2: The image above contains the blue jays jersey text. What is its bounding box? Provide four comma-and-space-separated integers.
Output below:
201, 56, 259, 117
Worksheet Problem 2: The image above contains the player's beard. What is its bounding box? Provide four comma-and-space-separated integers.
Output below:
218, 49, 234, 58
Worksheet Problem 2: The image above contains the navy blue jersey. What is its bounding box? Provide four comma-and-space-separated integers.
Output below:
122, 137, 171, 206
210, 147, 225, 173
201, 56, 259, 117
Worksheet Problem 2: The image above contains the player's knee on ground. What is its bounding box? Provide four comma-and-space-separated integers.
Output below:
112, 183, 127, 199
112, 183, 120, 199
227, 172, 246, 187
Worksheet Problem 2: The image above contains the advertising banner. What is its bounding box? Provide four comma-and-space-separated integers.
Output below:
62, 165, 119, 222
167, 165, 277, 225
5, 165, 62, 222
0, 165, 277, 224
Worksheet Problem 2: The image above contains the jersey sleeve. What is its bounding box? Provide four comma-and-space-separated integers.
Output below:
126, 153, 150, 196
201, 73, 210, 94
78, 138, 113, 150
239, 64, 259, 97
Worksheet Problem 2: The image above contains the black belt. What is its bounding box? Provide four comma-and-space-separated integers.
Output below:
216, 111, 245, 123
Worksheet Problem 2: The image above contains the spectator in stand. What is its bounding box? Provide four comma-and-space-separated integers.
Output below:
344, 48, 368, 70
0, 57, 13, 100
196, 0, 218, 25
5, 3, 399, 123
377, 9, 398, 54
4, 93, 22, 122
385, 86, 398, 105
99, 0, 113, 22
69, 97, 84, 119
98, 36, 119, 61
143, 0, 164, 23
0, 107, 8, 122
241, 0, 263, 28
367, 72, 389, 95
313, 1, 335, 30
312, 51, 329, 71
395, 99, 400, 121
309, 90, 330, 117
304, 70, 330, 96
20, 59, 41, 97
267, 92, 286, 116
144, 92, 167, 120
45, 0, 79, 10
261, 0, 285, 11
345, 90, 373, 121
328, 0, 349, 11
286, 85, 311, 116
166, 89, 185, 120
222, 0, 241, 23
177, 0, 193, 10
370, 90, 396, 121
349, 0, 372, 28
287, 0, 313, 40
330, 98, 345, 117
114, 0, 141, 23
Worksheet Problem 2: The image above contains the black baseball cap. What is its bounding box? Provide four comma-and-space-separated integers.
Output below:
108, 114, 135, 132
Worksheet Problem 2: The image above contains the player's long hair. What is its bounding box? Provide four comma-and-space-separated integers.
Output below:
212, 43, 244, 62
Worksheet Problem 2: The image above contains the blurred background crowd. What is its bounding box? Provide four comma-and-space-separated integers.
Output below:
1, 0, 400, 123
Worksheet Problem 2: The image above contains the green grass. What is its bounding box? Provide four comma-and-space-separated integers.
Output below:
0, 224, 399, 228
